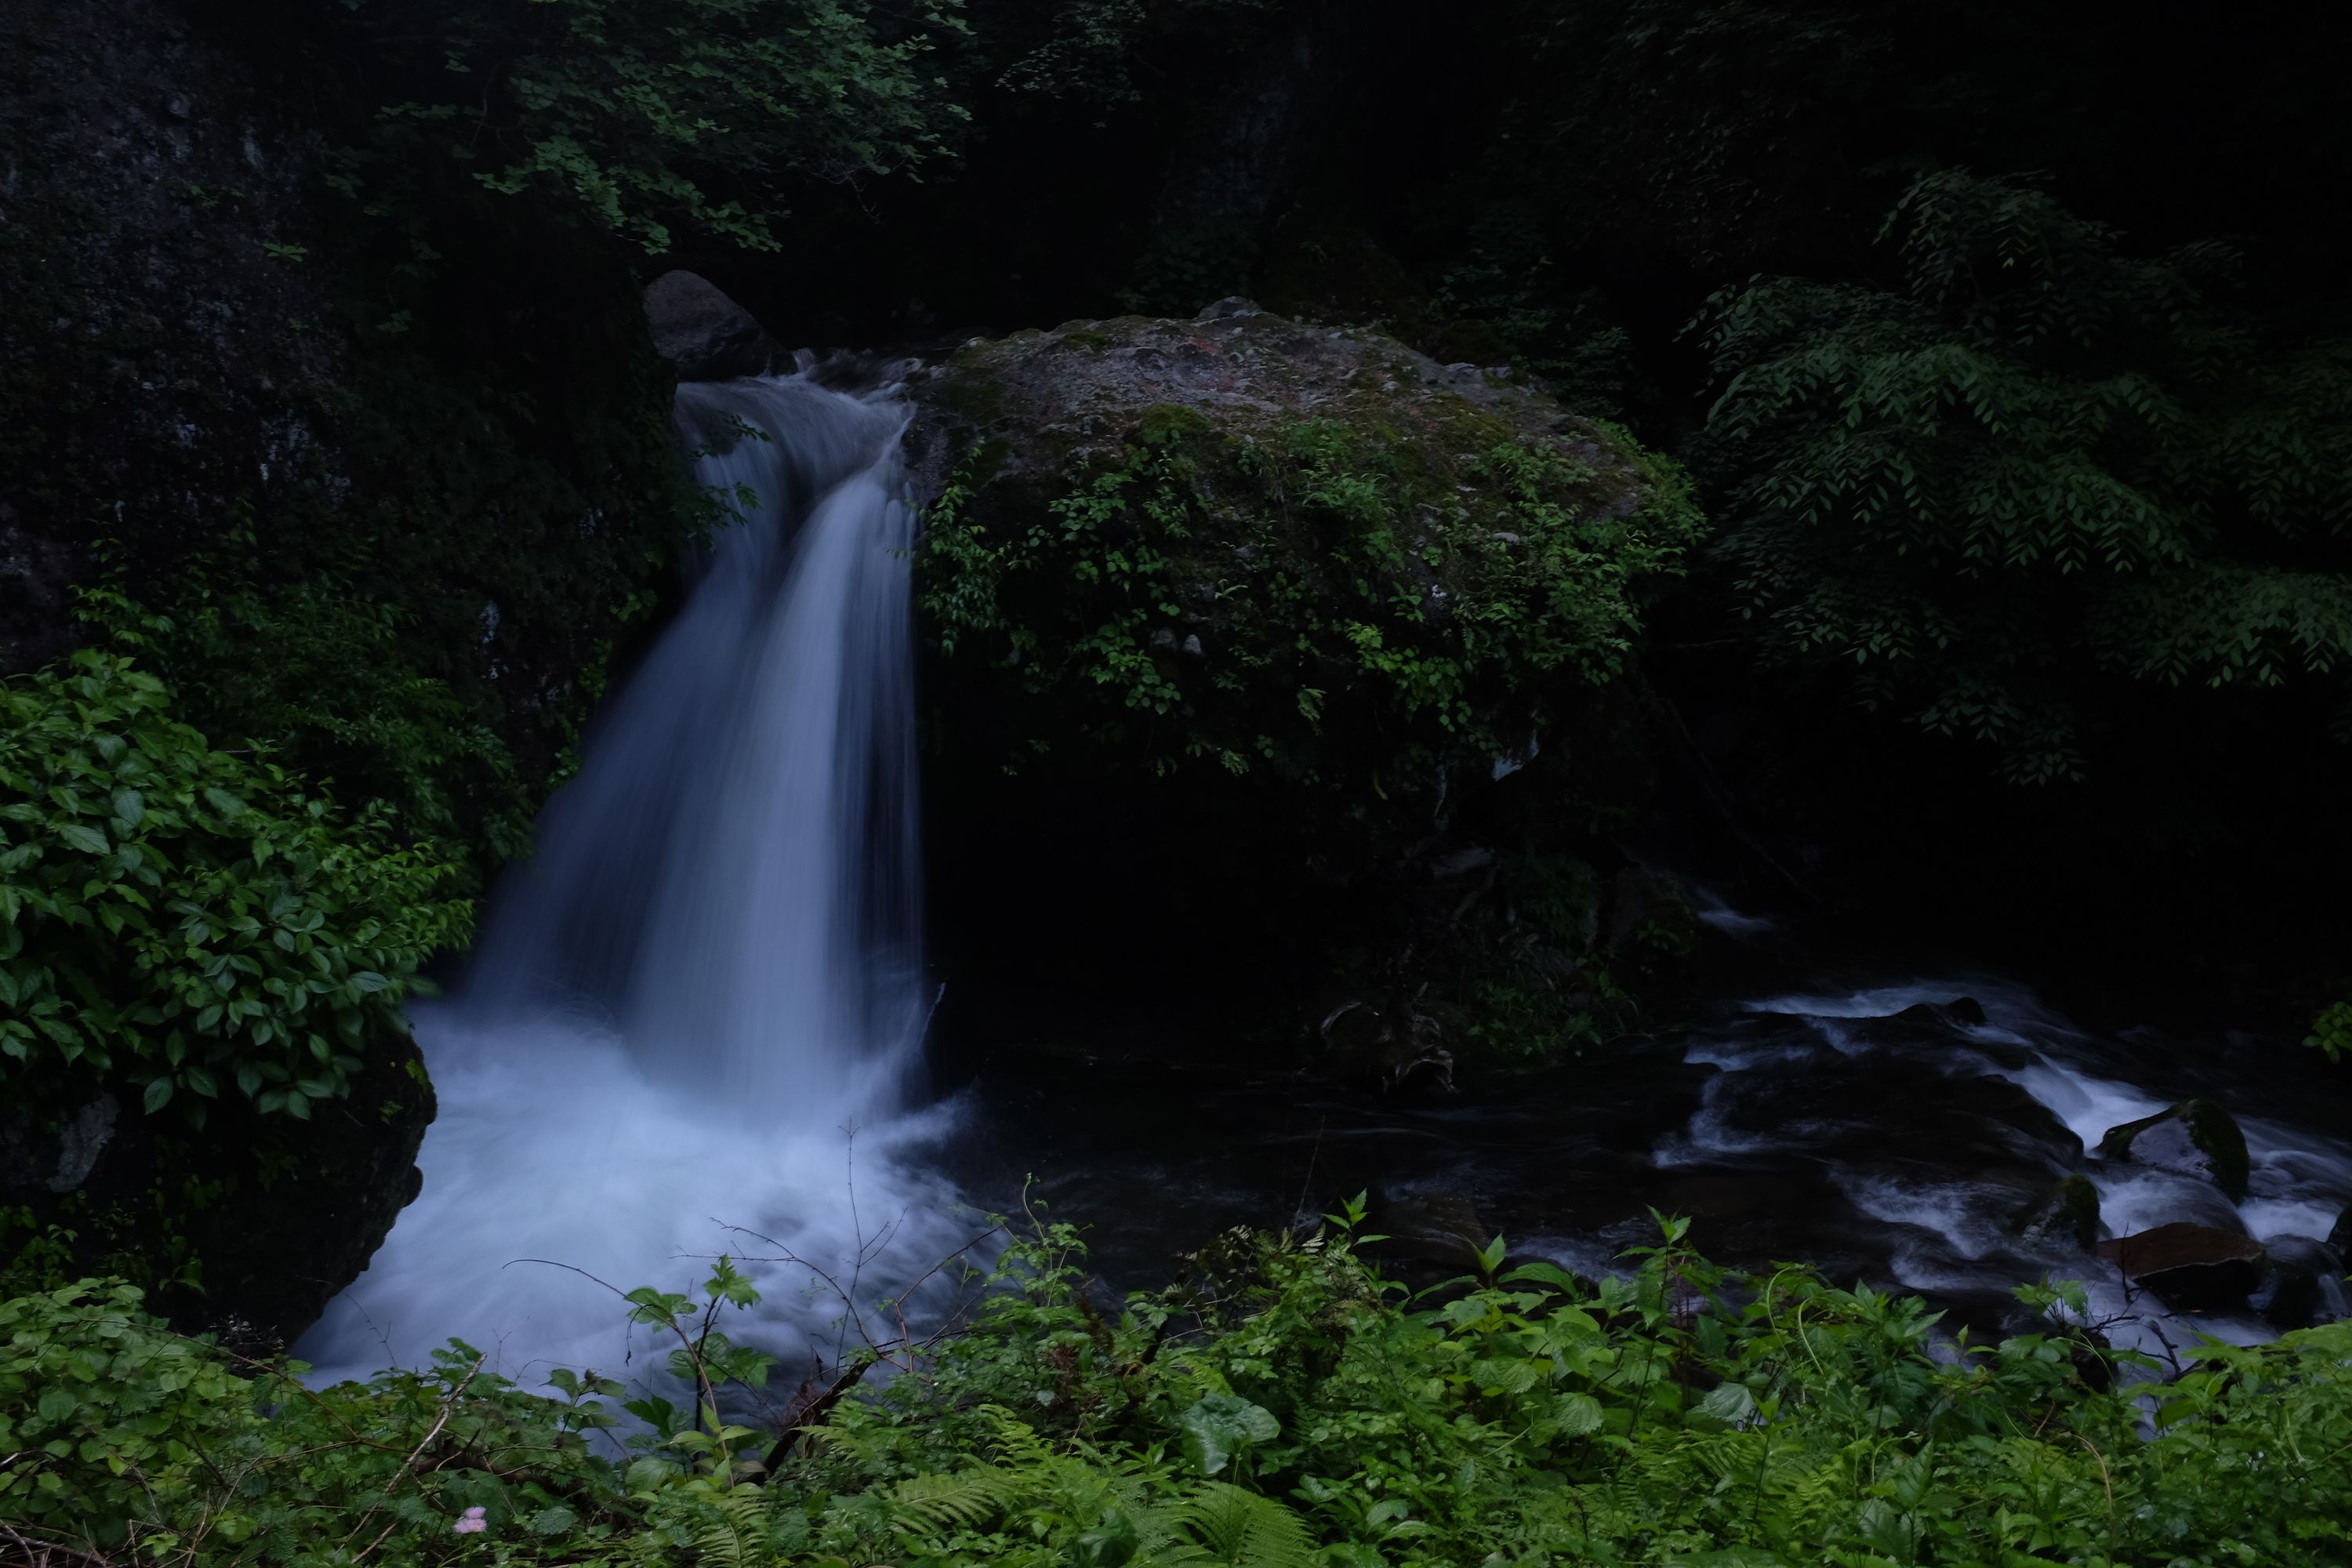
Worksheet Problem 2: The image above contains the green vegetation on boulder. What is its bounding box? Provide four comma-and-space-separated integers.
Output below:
2009, 1172, 2102, 1252
909, 306, 1706, 1068
912, 306, 1702, 789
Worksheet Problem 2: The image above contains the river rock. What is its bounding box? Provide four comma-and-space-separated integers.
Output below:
2097, 1099, 2251, 1203
2009, 1173, 2102, 1252
1319, 996, 1454, 1095
644, 270, 782, 381
2249, 1234, 2349, 1331
1363, 1184, 1494, 1270
2095, 1222, 2267, 1310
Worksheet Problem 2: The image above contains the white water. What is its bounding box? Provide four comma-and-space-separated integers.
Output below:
1697, 974, 2352, 1356
302, 368, 967, 1388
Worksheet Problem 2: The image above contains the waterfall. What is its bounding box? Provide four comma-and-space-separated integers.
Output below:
300, 367, 960, 1384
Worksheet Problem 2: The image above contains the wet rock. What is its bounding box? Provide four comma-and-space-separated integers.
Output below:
2095, 1222, 2267, 1310
1363, 1184, 1494, 1270
2, 1032, 434, 1348
643, 270, 780, 382
2249, 1234, 2349, 1331
1319, 996, 1454, 1096
2331, 1206, 2350, 1255
2009, 1173, 2102, 1252
2097, 1099, 2251, 1202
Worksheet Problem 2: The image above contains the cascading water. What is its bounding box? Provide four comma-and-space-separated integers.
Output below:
302, 365, 963, 1384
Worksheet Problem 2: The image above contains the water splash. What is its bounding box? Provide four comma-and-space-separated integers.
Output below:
301, 370, 961, 1385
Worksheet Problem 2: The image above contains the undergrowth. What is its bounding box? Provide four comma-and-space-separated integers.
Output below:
6, 1200, 2350, 1566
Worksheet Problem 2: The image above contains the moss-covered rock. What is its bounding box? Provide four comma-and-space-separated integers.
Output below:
906, 304, 1706, 1069
1, 1033, 433, 1352
2097, 1100, 2252, 1203
2009, 1173, 2102, 1252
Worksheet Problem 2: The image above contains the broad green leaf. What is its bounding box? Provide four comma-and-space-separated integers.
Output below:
1178, 1394, 1279, 1476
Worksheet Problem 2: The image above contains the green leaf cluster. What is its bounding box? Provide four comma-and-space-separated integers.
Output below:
919, 405, 1703, 786
12, 1211, 2352, 1566
1697, 170, 2352, 783
0, 650, 470, 1123
344, 0, 975, 254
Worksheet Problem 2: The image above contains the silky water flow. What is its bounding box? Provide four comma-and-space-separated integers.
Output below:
303, 367, 967, 1388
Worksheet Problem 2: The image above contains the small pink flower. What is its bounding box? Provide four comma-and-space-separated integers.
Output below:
454, 1507, 488, 1536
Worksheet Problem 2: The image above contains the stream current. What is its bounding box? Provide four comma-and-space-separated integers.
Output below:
302, 368, 2352, 1392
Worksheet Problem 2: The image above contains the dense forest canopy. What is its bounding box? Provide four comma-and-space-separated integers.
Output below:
4, 0, 2350, 1563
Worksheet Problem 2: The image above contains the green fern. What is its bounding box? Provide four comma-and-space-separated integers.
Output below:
691, 1487, 771, 1568
884, 1468, 1016, 1544
1168, 1482, 1319, 1568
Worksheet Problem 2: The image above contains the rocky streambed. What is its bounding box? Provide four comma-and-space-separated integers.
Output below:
935, 951, 2352, 1363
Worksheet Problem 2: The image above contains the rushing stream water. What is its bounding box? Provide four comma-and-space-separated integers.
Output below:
305, 367, 2352, 1392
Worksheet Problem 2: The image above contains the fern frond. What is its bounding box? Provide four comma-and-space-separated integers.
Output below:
886, 1468, 1015, 1541
1172, 1482, 1319, 1568
691, 1486, 771, 1568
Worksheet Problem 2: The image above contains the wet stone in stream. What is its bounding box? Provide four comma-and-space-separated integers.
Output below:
2096, 1223, 2267, 1311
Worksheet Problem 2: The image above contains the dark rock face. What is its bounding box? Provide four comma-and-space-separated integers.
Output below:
2, 1031, 434, 1349
0, 0, 349, 671
2096, 1222, 2267, 1310
644, 270, 782, 382
2010, 1174, 2102, 1252
2332, 1206, 2350, 1256
2097, 1099, 2251, 1203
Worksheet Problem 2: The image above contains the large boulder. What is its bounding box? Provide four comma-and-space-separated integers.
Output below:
906, 306, 1706, 1063
643, 270, 782, 382
2097, 1099, 2251, 1203
2096, 1222, 2267, 1311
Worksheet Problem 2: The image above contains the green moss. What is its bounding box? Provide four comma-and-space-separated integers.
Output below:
2011, 1174, 2103, 1251
1136, 402, 1217, 447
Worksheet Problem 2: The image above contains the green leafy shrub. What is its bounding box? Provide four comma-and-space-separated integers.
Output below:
339, 0, 975, 254
920, 407, 1703, 785
1697, 170, 2352, 785
10, 1207, 2352, 1566
2308, 1000, 2352, 1065
0, 650, 470, 1124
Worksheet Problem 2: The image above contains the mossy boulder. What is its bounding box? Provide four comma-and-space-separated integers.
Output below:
1, 1034, 434, 1352
906, 303, 1706, 1065
2009, 1173, 2103, 1252
2097, 1100, 2252, 1203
